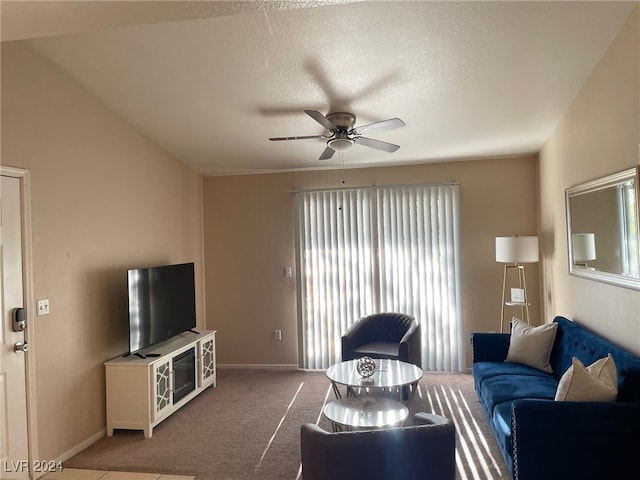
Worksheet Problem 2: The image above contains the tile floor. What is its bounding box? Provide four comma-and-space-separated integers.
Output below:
42, 469, 194, 480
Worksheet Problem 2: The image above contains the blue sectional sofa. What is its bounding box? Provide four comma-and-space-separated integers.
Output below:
471, 316, 640, 480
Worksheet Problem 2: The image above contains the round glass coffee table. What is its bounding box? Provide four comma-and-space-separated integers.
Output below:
323, 396, 409, 431
326, 358, 423, 405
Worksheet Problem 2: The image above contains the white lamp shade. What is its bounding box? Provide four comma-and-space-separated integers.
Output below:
496, 236, 539, 263
572, 233, 596, 262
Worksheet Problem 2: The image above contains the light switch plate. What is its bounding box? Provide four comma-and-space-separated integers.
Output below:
37, 298, 50, 316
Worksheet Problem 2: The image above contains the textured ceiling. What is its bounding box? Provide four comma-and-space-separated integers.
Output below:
3, 1, 636, 175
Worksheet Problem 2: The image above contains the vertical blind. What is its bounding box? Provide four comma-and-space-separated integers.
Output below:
295, 183, 463, 371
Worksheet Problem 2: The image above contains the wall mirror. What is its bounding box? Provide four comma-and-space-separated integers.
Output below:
565, 167, 640, 290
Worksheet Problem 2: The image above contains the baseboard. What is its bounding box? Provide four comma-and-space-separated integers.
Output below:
217, 363, 299, 370
58, 428, 106, 466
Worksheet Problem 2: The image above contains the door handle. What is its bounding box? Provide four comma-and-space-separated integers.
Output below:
14, 342, 29, 353
12, 307, 26, 332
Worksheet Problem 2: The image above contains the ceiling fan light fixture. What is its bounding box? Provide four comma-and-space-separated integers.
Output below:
328, 137, 355, 151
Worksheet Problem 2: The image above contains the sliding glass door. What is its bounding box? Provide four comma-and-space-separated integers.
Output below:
295, 184, 463, 371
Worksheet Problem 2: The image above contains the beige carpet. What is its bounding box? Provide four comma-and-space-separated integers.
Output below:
67, 369, 510, 480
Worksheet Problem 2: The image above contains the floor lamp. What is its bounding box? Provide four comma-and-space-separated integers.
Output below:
496, 236, 539, 333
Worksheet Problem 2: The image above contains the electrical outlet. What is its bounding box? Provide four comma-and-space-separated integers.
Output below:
37, 298, 50, 316
283, 266, 292, 278
274, 329, 282, 341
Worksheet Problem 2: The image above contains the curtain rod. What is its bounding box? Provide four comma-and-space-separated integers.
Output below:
289, 181, 459, 194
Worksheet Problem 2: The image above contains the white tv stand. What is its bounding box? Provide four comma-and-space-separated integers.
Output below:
105, 330, 216, 438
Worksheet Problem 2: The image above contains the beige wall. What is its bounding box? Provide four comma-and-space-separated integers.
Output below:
539, 5, 640, 355
1, 43, 205, 460
203, 156, 540, 368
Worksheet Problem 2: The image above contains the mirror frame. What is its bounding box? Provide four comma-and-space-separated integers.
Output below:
565, 167, 640, 290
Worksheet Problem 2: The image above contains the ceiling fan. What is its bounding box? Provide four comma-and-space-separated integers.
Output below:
269, 110, 405, 160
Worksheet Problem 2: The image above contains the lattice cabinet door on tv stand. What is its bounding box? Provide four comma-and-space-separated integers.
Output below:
105, 330, 216, 438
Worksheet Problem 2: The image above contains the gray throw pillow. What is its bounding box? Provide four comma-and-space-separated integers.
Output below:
506, 317, 558, 373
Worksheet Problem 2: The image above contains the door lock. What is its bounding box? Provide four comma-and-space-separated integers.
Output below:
14, 342, 29, 353
12, 307, 26, 332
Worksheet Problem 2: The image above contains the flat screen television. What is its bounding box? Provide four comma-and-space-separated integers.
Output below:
127, 262, 196, 354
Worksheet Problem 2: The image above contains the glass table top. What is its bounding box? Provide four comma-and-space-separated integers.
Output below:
323, 396, 409, 429
326, 358, 423, 389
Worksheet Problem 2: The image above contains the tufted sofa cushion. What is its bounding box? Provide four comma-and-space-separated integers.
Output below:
549, 317, 640, 402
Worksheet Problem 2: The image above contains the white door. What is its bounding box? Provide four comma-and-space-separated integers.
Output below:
0, 175, 30, 479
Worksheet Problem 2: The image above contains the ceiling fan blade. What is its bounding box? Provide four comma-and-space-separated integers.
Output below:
305, 110, 337, 131
269, 135, 327, 141
319, 146, 336, 160
353, 118, 405, 136
354, 136, 400, 153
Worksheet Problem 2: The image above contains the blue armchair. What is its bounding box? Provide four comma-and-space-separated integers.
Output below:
341, 312, 421, 367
